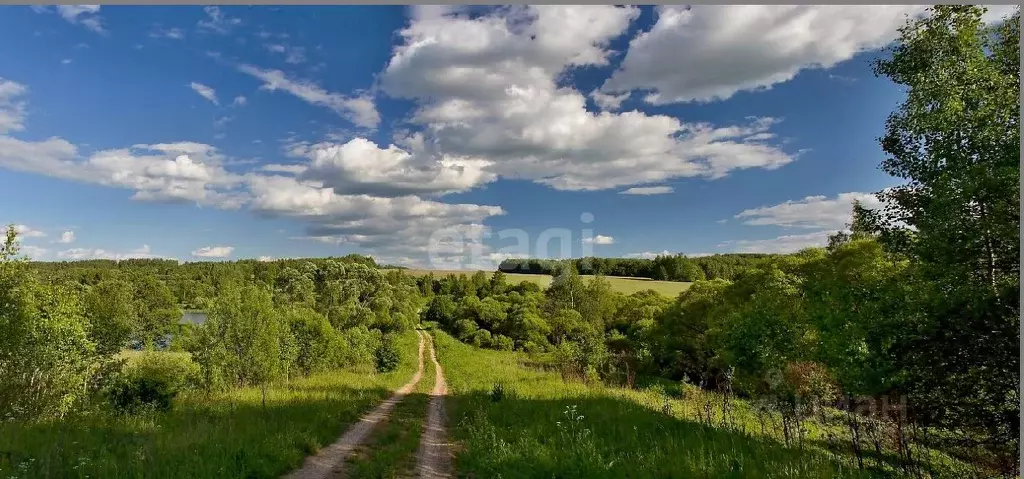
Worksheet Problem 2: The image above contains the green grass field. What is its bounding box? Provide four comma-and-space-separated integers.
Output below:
428, 329, 972, 479
0, 332, 422, 479
402, 269, 692, 297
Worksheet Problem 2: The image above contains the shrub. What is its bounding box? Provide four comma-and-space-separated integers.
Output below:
106, 351, 198, 413
341, 326, 382, 368
490, 334, 514, 351
374, 334, 401, 373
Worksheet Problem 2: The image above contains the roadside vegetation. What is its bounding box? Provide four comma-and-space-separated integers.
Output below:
431, 329, 976, 478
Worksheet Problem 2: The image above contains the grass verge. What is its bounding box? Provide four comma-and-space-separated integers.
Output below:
431, 330, 971, 479
0, 331, 421, 479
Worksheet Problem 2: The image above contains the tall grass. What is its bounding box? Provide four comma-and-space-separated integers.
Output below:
431, 330, 971, 479
0, 331, 421, 479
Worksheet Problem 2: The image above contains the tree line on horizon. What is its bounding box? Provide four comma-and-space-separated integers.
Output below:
498, 253, 780, 282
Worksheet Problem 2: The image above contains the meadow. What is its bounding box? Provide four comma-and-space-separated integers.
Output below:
402, 268, 692, 297
0, 332, 421, 479
428, 328, 975, 479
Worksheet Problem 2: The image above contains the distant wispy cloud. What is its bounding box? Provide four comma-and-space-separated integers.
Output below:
620, 186, 674, 195
190, 82, 219, 105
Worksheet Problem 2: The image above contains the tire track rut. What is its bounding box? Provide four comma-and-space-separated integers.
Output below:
283, 331, 426, 479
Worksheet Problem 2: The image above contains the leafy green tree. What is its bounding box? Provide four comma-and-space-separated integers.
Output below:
651, 279, 730, 382
83, 279, 139, 355
207, 284, 288, 404
711, 266, 811, 392
869, 5, 1020, 464
545, 263, 585, 312
423, 294, 457, 329
276, 267, 316, 307
576, 275, 620, 331
133, 275, 181, 347
0, 227, 97, 420
283, 306, 339, 375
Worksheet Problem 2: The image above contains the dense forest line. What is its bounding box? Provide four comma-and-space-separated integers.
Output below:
498, 253, 778, 282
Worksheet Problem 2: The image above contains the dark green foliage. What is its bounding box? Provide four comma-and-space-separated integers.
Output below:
374, 334, 402, 373
106, 352, 198, 413
83, 279, 139, 355
866, 5, 1020, 471
498, 253, 778, 281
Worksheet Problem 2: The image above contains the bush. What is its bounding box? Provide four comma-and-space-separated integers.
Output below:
106, 351, 198, 413
374, 334, 401, 373
490, 334, 514, 351
468, 329, 492, 348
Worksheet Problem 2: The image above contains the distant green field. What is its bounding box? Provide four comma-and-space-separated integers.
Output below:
402, 269, 691, 297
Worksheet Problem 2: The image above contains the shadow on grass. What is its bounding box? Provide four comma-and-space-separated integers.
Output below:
446, 390, 895, 479
346, 391, 432, 479
0, 384, 396, 479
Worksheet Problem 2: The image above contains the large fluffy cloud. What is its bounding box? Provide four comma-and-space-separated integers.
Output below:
0, 79, 247, 208
191, 245, 234, 258
299, 137, 495, 197
602, 6, 928, 104
377, 6, 797, 191
0, 136, 246, 208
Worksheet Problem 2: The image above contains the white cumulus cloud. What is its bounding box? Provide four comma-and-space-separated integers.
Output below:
192, 245, 234, 258
734, 192, 881, 229
584, 235, 615, 245
602, 6, 929, 104
33, 5, 105, 34
719, 231, 833, 254
299, 137, 495, 197
6, 224, 46, 238
58, 230, 75, 244
57, 244, 162, 261
378, 6, 796, 192
625, 250, 674, 260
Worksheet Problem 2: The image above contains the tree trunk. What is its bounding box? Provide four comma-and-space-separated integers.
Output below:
845, 394, 864, 470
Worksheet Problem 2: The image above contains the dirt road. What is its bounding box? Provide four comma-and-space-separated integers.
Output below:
415, 333, 452, 478
283, 331, 426, 479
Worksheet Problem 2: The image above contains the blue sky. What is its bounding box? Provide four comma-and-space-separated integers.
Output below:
0, 5, 1015, 267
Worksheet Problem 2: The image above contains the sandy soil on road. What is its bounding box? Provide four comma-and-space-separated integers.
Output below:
282, 331, 426, 479
415, 333, 452, 478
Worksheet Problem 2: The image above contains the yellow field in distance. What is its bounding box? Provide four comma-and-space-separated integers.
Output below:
401, 269, 692, 297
